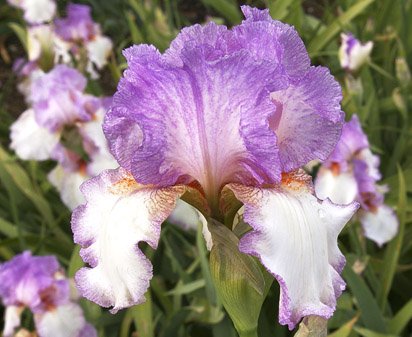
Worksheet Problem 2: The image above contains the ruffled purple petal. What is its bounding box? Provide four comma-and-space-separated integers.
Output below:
54, 3, 98, 42
31, 65, 92, 132
105, 44, 285, 199
270, 66, 344, 171
0, 252, 59, 309
327, 115, 369, 166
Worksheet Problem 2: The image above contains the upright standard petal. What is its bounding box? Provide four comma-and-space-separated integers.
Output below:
0, 252, 59, 308
72, 168, 185, 312
229, 172, 358, 329
270, 66, 344, 171
31, 65, 91, 132
105, 44, 285, 200
10, 109, 60, 161
327, 114, 369, 166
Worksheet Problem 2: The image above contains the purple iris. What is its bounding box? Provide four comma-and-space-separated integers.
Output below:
315, 115, 398, 246
72, 6, 358, 330
54, 3, 99, 42
0, 251, 97, 337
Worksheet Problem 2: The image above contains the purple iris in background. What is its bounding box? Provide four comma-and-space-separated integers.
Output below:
0, 251, 96, 337
315, 115, 398, 246
72, 6, 358, 329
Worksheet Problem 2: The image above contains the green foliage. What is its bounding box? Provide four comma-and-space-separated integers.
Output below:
0, 0, 411, 336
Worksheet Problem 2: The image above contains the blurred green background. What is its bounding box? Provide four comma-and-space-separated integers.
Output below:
0, 0, 411, 336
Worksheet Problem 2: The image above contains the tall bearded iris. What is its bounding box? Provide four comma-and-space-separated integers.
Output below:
72, 7, 358, 330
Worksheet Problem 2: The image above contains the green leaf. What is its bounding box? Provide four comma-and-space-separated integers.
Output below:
353, 326, 397, 337
131, 290, 154, 337
68, 245, 84, 278
201, 0, 242, 24
0, 217, 18, 237
387, 299, 412, 335
308, 0, 375, 55
166, 279, 206, 296
328, 315, 359, 337
377, 166, 406, 309
343, 266, 386, 333
267, 0, 297, 21
8, 22, 27, 52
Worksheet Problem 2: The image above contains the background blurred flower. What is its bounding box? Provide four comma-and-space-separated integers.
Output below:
315, 115, 398, 246
0, 251, 96, 337
339, 33, 373, 72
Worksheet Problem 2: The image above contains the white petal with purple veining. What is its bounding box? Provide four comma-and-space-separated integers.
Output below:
72, 168, 185, 312
229, 172, 358, 329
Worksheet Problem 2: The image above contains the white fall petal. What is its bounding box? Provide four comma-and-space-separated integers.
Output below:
48, 165, 88, 210
360, 205, 399, 247
10, 109, 60, 161
3, 306, 22, 337
34, 303, 85, 337
72, 168, 185, 313
314, 166, 358, 205
229, 172, 358, 330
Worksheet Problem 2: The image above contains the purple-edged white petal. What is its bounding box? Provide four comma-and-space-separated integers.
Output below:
229, 172, 358, 330
339, 33, 373, 72
314, 166, 358, 205
105, 44, 285, 199
3, 306, 23, 337
10, 109, 60, 161
269, 66, 344, 172
71, 168, 185, 312
359, 205, 399, 246
34, 303, 86, 337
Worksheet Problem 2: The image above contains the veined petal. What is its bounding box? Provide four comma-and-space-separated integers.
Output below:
105, 44, 285, 199
71, 168, 185, 312
270, 66, 344, 171
228, 172, 358, 330
34, 303, 86, 337
314, 167, 358, 205
10, 109, 60, 161
360, 205, 398, 246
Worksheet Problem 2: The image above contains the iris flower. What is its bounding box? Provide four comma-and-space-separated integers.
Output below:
339, 33, 373, 72
0, 252, 96, 337
72, 7, 358, 329
315, 115, 398, 246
